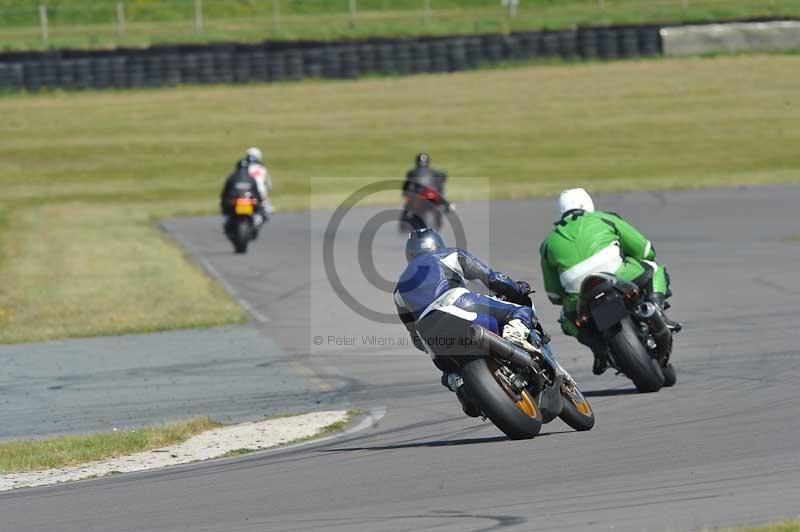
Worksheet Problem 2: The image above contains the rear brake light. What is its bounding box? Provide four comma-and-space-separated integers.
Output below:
421, 189, 440, 201
575, 314, 590, 328
624, 286, 640, 299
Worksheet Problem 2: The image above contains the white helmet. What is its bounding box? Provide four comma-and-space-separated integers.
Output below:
246, 147, 263, 163
558, 188, 595, 215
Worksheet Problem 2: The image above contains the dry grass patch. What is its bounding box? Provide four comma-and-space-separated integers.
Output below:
0, 417, 223, 473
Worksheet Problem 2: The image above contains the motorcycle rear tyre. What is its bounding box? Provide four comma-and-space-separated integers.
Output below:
233, 217, 251, 254
608, 318, 664, 393
461, 358, 542, 440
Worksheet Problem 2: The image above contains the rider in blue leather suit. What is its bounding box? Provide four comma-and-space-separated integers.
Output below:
394, 228, 543, 416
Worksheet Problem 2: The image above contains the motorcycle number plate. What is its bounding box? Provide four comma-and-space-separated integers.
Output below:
235, 204, 254, 215
590, 295, 627, 332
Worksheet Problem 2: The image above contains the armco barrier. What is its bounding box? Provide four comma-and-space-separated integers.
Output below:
0, 24, 670, 92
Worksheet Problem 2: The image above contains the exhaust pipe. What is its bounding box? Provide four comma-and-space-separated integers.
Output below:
636, 301, 658, 319
468, 325, 533, 370
635, 301, 672, 361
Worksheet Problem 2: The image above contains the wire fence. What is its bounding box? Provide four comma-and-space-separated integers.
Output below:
0, 0, 793, 50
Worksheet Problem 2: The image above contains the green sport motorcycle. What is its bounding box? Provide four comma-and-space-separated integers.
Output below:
574, 273, 677, 393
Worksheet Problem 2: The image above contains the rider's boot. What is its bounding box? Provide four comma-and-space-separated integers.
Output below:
577, 330, 609, 375
649, 293, 682, 334
592, 350, 610, 376
442, 373, 481, 418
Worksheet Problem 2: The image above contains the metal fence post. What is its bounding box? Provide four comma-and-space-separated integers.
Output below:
506, 0, 518, 18
116, 2, 125, 36
423, 0, 430, 24
194, 0, 203, 33
349, 0, 357, 29
38, 4, 48, 44
273, 0, 280, 34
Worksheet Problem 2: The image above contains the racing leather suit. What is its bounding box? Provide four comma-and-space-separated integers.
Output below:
394, 248, 536, 374
247, 161, 273, 221
404, 166, 447, 197
539, 209, 671, 338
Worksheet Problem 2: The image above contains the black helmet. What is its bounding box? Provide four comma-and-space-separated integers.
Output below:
415, 152, 431, 168
405, 227, 445, 262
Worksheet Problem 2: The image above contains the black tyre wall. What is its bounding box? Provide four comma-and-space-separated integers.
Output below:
0, 24, 670, 91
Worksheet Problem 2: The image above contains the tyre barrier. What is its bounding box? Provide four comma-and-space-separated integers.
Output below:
408, 41, 428, 73
447, 38, 468, 72
358, 44, 376, 75
483, 34, 505, 63
619, 27, 640, 58
558, 30, 578, 58
376, 43, 395, 75
286, 49, 304, 81
429, 40, 449, 73
639, 26, 662, 56
269, 51, 287, 82
578, 28, 600, 59
93, 57, 113, 89
598, 28, 619, 59
340, 46, 359, 79
303, 48, 324, 78
464, 37, 484, 68
111, 56, 128, 87
0, 24, 669, 91
394, 42, 412, 75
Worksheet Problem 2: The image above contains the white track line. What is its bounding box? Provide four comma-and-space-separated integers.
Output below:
241, 405, 387, 456
161, 222, 271, 323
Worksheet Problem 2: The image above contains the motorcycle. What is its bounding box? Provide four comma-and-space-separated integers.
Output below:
438, 289, 595, 440
399, 186, 445, 232
574, 273, 677, 393
224, 195, 259, 254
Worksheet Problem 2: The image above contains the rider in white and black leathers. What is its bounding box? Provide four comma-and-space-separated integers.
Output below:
394, 227, 543, 416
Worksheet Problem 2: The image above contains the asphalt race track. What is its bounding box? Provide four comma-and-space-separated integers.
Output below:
2, 186, 799, 531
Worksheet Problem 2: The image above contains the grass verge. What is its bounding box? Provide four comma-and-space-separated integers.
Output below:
719, 521, 800, 532
0, 55, 798, 343
0, 417, 223, 473
0, 0, 798, 50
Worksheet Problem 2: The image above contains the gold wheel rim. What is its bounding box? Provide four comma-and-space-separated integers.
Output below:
563, 384, 592, 416
515, 390, 538, 418
488, 361, 539, 419
571, 396, 592, 416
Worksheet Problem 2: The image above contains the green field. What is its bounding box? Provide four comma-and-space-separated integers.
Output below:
0, 0, 798, 50
0, 54, 798, 343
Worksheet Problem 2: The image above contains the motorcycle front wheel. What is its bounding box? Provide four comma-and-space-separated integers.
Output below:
558, 381, 595, 431
662, 363, 677, 387
461, 358, 542, 440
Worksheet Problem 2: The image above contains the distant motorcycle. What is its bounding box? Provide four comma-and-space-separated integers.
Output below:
224, 194, 259, 254
438, 288, 595, 440
574, 273, 677, 393
399, 187, 445, 232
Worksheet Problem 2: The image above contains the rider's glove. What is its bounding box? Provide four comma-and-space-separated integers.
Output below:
502, 319, 531, 346
515, 281, 531, 296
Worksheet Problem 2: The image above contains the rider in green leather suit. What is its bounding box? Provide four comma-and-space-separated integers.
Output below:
539, 188, 679, 375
